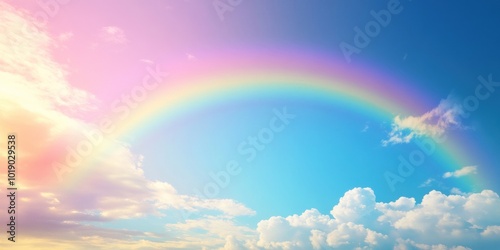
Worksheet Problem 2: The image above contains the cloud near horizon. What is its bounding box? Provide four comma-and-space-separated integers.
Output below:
236, 188, 500, 250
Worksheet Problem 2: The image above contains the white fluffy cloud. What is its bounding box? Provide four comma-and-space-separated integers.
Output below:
383, 96, 464, 145
331, 187, 376, 223
443, 166, 477, 178
228, 188, 500, 250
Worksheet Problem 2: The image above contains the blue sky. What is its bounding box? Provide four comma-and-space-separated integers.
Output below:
1, 0, 500, 249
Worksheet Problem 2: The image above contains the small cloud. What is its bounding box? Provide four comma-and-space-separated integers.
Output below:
100, 26, 127, 44
140, 59, 154, 65
443, 166, 477, 179
58, 32, 73, 41
419, 178, 436, 188
451, 187, 467, 195
361, 124, 369, 132
403, 53, 408, 61
482, 226, 500, 238
383, 96, 464, 146
186, 53, 197, 61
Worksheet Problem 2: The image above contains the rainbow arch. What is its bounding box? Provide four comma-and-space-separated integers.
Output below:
73, 50, 483, 190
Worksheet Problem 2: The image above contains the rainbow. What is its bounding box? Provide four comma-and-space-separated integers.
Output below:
114, 50, 428, 137
70, 49, 483, 190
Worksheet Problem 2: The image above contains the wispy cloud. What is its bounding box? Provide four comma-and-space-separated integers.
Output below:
186, 53, 198, 61
443, 166, 477, 178
58, 32, 74, 42
419, 178, 436, 188
100, 26, 127, 44
451, 187, 468, 195
361, 124, 369, 132
140, 58, 154, 65
383, 96, 464, 146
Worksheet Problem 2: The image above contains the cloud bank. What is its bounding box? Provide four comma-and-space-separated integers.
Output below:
219, 187, 500, 250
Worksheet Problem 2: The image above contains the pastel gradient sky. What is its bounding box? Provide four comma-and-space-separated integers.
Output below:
1, 1, 500, 249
